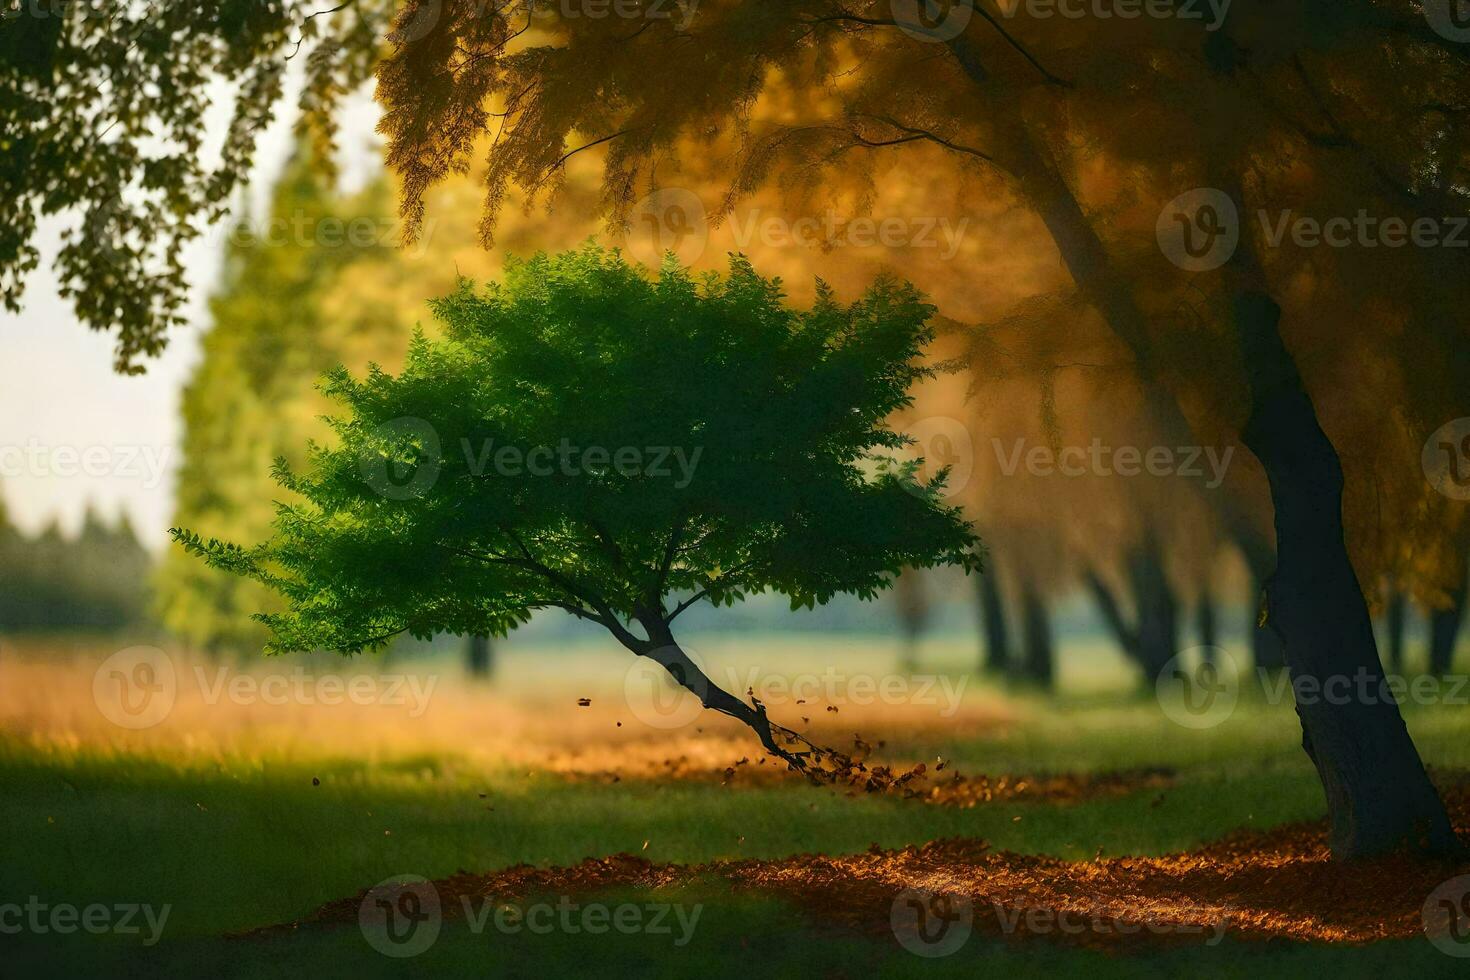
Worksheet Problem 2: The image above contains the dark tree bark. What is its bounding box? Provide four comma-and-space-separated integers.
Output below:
1196, 588, 1218, 661
1428, 567, 1467, 676
1018, 583, 1055, 689
1127, 535, 1180, 680
466, 634, 494, 679
1083, 538, 1178, 683
975, 564, 1011, 674
1236, 291, 1458, 859
1084, 566, 1139, 666
947, 29, 1454, 858
1384, 589, 1408, 674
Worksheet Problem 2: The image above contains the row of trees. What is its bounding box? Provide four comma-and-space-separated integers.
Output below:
0, 499, 152, 633
9, 0, 1469, 858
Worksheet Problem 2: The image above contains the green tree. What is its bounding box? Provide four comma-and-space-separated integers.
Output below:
155, 146, 395, 654
173, 247, 981, 763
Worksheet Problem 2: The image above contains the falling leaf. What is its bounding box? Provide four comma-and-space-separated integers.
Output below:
577, 698, 591, 707
312, 777, 320, 786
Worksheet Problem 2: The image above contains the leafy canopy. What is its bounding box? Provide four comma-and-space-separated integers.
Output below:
173, 246, 980, 653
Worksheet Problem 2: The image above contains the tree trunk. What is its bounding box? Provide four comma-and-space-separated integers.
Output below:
1237, 290, 1459, 859
1019, 584, 1055, 689
1250, 579, 1288, 671
1428, 567, 1467, 676
1127, 535, 1180, 680
1084, 566, 1140, 666
1384, 589, 1407, 673
466, 634, 494, 679
894, 570, 928, 673
975, 564, 1011, 674
1196, 588, 1217, 662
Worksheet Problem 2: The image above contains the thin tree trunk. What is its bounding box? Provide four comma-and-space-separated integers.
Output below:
1384, 589, 1407, 673
894, 570, 928, 673
1128, 535, 1180, 680
1019, 583, 1055, 689
1084, 566, 1141, 664
975, 564, 1011, 674
466, 634, 493, 679
1196, 587, 1217, 663
1237, 291, 1458, 859
1428, 567, 1467, 676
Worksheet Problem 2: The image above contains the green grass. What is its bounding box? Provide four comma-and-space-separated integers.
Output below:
5, 680, 1470, 978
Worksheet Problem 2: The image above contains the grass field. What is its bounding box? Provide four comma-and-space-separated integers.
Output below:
3, 633, 1469, 977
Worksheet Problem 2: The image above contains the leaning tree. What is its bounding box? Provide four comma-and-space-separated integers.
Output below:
172, 247, 982, 764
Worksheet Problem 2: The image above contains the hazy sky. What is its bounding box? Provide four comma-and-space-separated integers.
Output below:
0, 83, 379, 550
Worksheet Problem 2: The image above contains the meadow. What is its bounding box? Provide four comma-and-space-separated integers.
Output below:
3, 632, 1468, 977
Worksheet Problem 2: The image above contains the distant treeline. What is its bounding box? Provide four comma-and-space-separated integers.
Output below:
0, 507, 152, 632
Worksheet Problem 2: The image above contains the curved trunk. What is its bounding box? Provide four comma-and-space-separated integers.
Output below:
1237, 292, 1458, 859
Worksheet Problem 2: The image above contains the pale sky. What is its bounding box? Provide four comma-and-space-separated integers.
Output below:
0, 82, 380, 549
